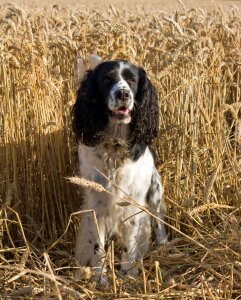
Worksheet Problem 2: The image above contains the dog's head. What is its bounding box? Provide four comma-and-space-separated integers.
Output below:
72, 60, 159, 147
92, 61, 138, 125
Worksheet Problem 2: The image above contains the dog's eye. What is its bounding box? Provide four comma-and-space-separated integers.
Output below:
127, 78, 135, 84
103, 78, 111, 85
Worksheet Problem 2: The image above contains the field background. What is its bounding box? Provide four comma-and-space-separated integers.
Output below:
4, 0, 241, 10
0, 0, 241, 299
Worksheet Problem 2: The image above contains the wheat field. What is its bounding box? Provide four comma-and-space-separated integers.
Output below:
0, 1, 241, 299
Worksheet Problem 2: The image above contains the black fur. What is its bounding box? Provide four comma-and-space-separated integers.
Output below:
72, 60, 159, 150
72, 69, 108, 146
130, 67, 159, 146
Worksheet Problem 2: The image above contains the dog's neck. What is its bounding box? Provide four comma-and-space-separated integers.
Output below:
93, 123, 130, 168
95, 123, 146, 167
104, 123, 130, 145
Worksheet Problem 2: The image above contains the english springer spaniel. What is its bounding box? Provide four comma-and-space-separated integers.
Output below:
72, 60, 167, 280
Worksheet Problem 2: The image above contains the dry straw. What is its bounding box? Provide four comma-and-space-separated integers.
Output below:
0, 2, 241, 299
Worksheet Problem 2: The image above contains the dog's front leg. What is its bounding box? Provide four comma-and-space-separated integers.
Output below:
147, 169, 168, 245
75, 211, 106, 280
120, 213, 151, 277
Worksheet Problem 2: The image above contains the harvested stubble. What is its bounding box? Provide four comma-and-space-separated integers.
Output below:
0, 2, 241, 299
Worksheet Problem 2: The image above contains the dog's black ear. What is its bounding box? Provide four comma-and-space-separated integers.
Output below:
130, 68, 159, 145
72, 70, 108, 146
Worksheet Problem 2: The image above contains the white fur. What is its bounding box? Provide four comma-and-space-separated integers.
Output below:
108, 80, 134, 111
108, 62, 134, 112
75, 123, 167, 278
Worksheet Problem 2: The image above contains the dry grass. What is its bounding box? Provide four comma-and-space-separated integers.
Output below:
0, 1, 241, 299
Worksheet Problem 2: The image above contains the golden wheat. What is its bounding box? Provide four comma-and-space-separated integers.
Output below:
0, 2, 241, 299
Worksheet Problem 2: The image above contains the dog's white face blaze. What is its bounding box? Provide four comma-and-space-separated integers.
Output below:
108, 62, 134, 124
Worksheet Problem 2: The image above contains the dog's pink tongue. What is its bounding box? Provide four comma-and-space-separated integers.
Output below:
115, 107, 129, 115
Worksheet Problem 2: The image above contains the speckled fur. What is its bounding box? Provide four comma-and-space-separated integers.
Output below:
73, 60, 167, 278
75, 125, 166, 277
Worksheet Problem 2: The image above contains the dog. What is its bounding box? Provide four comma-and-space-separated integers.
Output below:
72, 60, 167, 280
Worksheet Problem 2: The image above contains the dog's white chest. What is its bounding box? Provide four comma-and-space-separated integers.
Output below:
78, 143, 154, 236
78, 143, 153, 199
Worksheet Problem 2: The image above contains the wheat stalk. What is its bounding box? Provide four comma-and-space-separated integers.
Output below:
1, 3, 241, 298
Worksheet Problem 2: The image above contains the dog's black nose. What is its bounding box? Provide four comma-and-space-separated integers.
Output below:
115, 89, 130, 101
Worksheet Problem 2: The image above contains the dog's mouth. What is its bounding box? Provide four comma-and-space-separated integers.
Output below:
109, 107, 131, 119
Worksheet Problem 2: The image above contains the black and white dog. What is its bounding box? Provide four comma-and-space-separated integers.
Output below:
72, 60, 167, 278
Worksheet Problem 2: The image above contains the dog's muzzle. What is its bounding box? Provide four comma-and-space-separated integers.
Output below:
114, 89, 131, 103
109, 93, 133, 123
